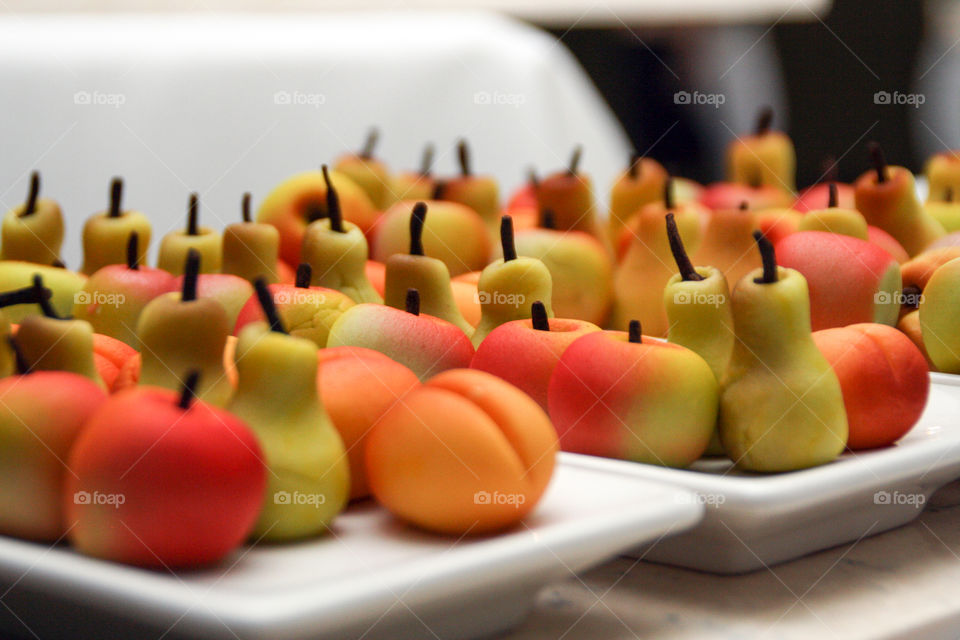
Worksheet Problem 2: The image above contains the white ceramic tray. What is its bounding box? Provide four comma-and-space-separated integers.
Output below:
0, 453, 701, 640
569, 378, 960, 574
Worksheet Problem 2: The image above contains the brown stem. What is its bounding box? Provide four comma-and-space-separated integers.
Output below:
628, 153, 641, 179
32, 274, 61, 319
109, 177, 123, 218
755, 106, 774, 136
946, 187, 954, 203
431, 180, 446, 201
501, 216, 517, 261
0, 282, 51, 309
828, 182, 838, 208
869, 142, 887, 184
360, 128, 378, 160
628, 320, 642, 343
540, 208, 556, 230
752, 231, 778, 284
254, 277, 287, 333
20, 172, 39, 218
322, 164, 344, 233
410, 202, 427, 256
568, 146, 583, 176
738, 201, 749, 211
181, 249, 200, 302
666, 213, 703, 281
187, 193, 199, 235
457, 139, 471, 177
531, 301, 549, 331
295, 263, 311, 288
242, 192, 252, 223
178, 370, 201, 410
405, 288, 420, 315
419, 143, 435, 177
126, 231, 139, 270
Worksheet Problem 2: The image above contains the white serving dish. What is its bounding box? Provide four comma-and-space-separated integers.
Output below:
568, 380, 960, 574
0, 454, 701, 640
930, 372, 960, 387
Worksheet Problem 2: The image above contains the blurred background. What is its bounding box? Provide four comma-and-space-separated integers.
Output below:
0, 0, 955, 265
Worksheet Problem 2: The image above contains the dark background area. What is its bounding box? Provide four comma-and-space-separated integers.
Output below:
551, 0, 926, 188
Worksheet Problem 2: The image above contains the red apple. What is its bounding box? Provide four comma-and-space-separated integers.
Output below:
471, 303, 600, 411
776, 231, 902, 330
0, 372, 107, 541
65, 379, 266, 568
793, 182, 855, 212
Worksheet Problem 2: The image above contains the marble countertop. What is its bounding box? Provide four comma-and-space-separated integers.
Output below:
501, 480, 960, 640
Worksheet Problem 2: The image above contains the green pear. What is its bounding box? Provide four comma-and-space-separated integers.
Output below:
334, 128, 390, 210
608, 154, 668, 244
798, 183, 869, 239
221, 193, 281, 283
157, 193, 222, 275
15, 277, 104, 388
81, 177, 152, 275
854, 143, 944, 257
719, 232, 847, 471
136, 250, 232, 407
0, 282, 59, 378
0, 261, 85, 322
472, 216, 553, 347
440, 139, 500, 229
0, 172, 64, 266
383, 202, 473, 334
383, 144, 436, 208
611, 180, 704, 335
662, 213, 734, 456
228, 279, 349, 541
301, 166, 382, 304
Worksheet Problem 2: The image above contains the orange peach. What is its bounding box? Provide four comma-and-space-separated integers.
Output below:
898, 310, 937, 371
366, 369, 558, 535
901, 247, 960, 291
813, 323, 929, 449
316, 346, 420, 499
